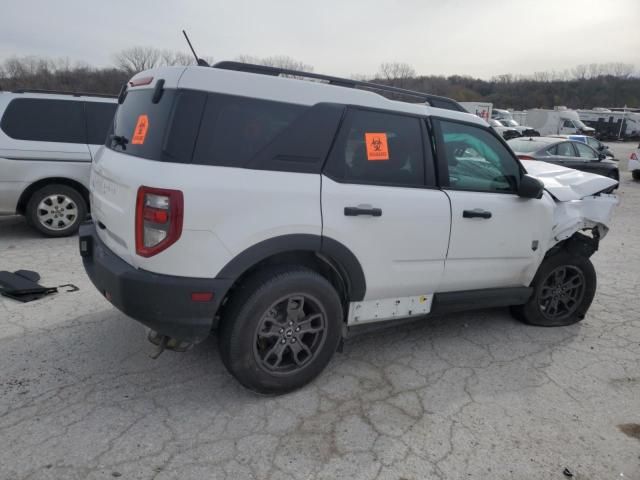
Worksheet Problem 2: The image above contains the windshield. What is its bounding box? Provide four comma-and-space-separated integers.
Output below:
574, 119, 589, 129
507, 139, 545, 153
489, 119, 503, 127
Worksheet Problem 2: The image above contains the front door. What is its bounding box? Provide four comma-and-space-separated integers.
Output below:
432, 118, 554, 292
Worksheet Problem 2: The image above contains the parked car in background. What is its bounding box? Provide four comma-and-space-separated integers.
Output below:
0, 90, 117, 236
492, 108, 540, 137
459, 101, 492, 121
508, 136, 619, 185
525, 108, 596, 136
629, 144, 640, 181
489, 119, 521, 140
548, 134, 614, 158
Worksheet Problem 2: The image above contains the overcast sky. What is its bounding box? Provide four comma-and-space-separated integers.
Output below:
1, 0, 639, 79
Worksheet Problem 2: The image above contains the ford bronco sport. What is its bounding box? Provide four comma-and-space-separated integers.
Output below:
79, 62, 618, 394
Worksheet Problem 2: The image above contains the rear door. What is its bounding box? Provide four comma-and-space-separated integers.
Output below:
321, 107, 451, 304
432, 118, 554, 291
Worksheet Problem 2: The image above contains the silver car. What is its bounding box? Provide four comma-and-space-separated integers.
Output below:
0, 91, 117, 236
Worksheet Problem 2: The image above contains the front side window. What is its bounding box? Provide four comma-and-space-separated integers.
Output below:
586, 137, 600, 150
1, 98, 85, 144
562, 119, 575, 128
574, 142, 598, 160
324, 108, 425, 187
437, 119, 520, 193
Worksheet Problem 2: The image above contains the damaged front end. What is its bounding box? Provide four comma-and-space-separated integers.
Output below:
521, 159, 620, 256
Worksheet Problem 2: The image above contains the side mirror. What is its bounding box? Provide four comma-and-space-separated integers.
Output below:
518, 174, 544, 199
598, 153, 606, 160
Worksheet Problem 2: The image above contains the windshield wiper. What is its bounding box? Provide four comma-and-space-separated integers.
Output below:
110, 134, 129, 150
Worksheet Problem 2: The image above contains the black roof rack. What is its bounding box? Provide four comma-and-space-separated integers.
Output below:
8, 89, 117, 99
212, 61, 466, 113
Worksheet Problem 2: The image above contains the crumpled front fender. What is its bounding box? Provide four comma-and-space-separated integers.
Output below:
552, 194, 619, 243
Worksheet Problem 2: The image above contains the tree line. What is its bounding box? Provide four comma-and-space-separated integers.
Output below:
0, 48, 637, 109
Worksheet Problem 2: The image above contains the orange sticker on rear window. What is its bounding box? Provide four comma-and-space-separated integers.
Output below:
365, 133, 389, 161
131, 114, 149, 145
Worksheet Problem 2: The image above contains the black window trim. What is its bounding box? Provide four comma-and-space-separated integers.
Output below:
431, 116, 525, 195
321, 104, 438, 190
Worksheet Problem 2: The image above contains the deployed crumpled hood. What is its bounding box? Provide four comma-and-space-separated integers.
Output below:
521, 160, 618, 201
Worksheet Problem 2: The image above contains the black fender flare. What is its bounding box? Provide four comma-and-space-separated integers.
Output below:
216, 234, 366, 301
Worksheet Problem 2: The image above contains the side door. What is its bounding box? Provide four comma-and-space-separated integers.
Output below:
559, 119, 578, 135
321, 107, 451, 310
432, 118, 554, 292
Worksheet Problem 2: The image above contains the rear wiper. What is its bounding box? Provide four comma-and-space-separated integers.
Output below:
110, 134, 129, 150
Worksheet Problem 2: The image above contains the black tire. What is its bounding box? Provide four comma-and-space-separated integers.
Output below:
218, 267, 343, 394
632, 170, 640, 181
512, 251, 596, 327
26, 184, 87, 237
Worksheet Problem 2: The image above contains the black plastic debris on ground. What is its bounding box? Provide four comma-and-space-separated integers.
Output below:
563, 467, 574, 477
0, 270, 76, 302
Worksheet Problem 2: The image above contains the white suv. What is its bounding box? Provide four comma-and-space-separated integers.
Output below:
79, 63, 618, 394
0, 91, 117, 236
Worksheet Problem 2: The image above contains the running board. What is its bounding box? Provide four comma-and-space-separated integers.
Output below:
430, 287, 533, 314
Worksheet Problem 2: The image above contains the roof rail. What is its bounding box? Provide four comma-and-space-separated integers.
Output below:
212, 61, 466, 113
9, 89, 117, 99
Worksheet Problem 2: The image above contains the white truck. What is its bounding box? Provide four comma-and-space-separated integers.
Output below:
525, 107, 596, 136
459, 102, 492, 122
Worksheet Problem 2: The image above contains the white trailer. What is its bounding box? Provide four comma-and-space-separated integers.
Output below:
524, 107, 595, 136
577, 108, 640, 139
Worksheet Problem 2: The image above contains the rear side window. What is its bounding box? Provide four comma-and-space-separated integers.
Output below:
192, 94, 307, 167
1, 98, 85, 144
85, 102, 117, 145
324, 108, 425, 187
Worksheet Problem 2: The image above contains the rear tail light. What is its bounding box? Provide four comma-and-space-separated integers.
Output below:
135, 186, 183, 257
517, 155, 536, 160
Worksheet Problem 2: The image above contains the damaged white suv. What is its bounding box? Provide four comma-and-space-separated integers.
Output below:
79, 62, 618, 394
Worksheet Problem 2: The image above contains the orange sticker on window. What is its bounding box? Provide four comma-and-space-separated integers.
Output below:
131, 114, 149, 145
365, 133, 389, 161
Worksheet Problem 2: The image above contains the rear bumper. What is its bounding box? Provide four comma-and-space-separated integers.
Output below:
79, 221, 232, 343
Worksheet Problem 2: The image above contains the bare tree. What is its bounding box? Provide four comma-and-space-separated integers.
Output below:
377, 62, 416, 86
571, 64, 588, 80
235, 54, 313, 72
114, 47, 161, 74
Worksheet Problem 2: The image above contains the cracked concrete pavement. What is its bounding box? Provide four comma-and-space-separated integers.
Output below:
1, 143, 639, 479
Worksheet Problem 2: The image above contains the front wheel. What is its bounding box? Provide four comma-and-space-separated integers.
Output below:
512, 251, 596, 326
632, 170, 640, 181
218, 267, 343, 394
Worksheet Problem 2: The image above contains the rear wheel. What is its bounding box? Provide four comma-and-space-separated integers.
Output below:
632, 170, 640, 181
219, 267, 343, 394
512, 251, 596, 327
26, 184, 87, 237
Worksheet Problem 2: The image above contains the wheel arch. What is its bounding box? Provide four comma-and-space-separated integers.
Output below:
216, 234, 366, 306
17, 177, 90, 215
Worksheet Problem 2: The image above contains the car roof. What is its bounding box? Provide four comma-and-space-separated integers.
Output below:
127, 65, 486, 126
0, 90, 117, 103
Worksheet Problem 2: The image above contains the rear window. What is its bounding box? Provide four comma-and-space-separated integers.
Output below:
507, 139, 546, 153
1, 98, 85, 144
85, 102, 117, 145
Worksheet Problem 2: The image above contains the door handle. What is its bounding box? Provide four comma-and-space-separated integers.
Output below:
344, 206, 382, 217
463, 209, 492, 219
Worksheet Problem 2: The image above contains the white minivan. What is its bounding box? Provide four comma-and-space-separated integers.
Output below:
0, 91, 117, 236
